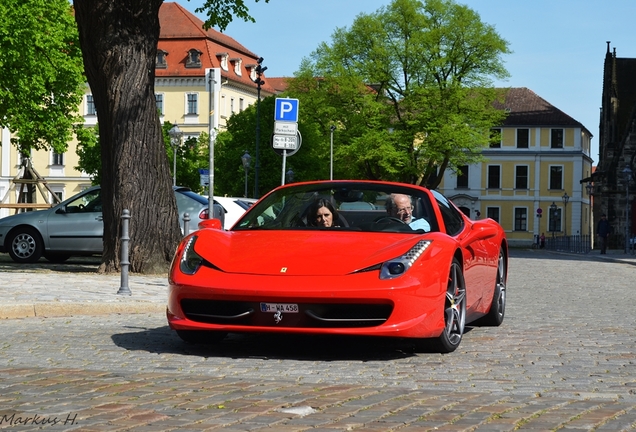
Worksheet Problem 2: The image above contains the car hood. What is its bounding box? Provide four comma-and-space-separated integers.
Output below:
0, 208, 53, 226
191, 229, 426, 276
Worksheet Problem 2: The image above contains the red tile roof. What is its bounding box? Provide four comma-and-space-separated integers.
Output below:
265, 77, 291, 93
157, 2, 277, 94
498, 87, 590, 135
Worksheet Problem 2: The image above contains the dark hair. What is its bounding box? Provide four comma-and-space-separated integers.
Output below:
307, 198, 338, 226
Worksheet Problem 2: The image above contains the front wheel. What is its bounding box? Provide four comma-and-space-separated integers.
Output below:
434, 258, 466, 353
7, 228, 43, 263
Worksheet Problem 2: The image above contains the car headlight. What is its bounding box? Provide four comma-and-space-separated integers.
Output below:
180, 236, 203, 275
379, 240, 432, 279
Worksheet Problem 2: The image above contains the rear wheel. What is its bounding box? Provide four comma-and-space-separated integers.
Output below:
478, 247, 507, 326
7, 228, 43, 263
434, 258, 466, 353
176, 330, 227, 345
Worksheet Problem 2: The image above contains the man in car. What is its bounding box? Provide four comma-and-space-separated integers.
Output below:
386, 194, 430, 231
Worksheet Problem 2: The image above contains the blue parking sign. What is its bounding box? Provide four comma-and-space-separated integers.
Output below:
274, 98, 299, 122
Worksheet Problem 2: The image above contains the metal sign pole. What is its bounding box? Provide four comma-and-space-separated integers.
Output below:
281, 150, 288, 185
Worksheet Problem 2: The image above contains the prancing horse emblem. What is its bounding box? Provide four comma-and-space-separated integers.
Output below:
274, 311, 283, 324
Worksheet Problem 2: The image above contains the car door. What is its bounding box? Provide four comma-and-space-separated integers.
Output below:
46, 189, 103, 253
432, 190, 489, 311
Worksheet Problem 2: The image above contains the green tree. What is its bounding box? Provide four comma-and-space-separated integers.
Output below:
288, 0, 510, 188
0, 0, 85, 154
72, 0, 267, 273
163, 123, 210, 193
215, 96, 326, 198
74, 124, 101, 184
75, 122, 209, 192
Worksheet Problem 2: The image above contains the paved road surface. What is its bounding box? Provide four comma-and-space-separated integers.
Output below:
0, 250, 635, 431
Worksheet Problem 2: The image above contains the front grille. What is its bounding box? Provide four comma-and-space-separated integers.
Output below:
180, 299, 392, 328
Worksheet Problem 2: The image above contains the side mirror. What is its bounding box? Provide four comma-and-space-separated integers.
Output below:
464, 220, 498, 242
198, 219, 222, 230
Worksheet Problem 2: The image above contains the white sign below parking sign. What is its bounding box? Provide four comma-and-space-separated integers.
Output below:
273, 135, 298, 150
274, 121, 297, 135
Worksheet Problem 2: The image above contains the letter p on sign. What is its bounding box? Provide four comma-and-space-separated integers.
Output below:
274, 98, 299, 122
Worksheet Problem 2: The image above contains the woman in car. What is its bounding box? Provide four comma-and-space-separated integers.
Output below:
307, 199, 339, 228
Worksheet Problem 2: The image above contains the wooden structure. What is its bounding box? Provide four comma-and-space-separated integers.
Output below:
0, 159, 62, 214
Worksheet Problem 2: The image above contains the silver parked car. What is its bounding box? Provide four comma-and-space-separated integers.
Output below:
0, 185, 222, 263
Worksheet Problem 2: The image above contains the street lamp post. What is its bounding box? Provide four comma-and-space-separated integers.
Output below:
562, 192, 569, 236
241, 151, 251, 198
550, 201, 557, 238
536, 208, 542, 246
168, 125, 183, 186
623, 166, 632, 253
253, 57, 266, 199
586, 182, 593, 251
329, 125, 335, 180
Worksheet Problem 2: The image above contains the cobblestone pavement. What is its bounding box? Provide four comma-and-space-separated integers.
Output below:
0, 250, 635, 431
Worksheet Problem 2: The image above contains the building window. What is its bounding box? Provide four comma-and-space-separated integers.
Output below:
456, 165, 469, 189
217, 52, 229, 71
86, 95, 96, 116
239, 98, 244, 112
486, 207, 500, 223
51, 151, 64, 166
517, 128, 529, 148
230, 97, 235, 114
186, 49, 202, 68
515, 165, 528, 189
551, 128, 564, 148
49, 190, 63, 204
514, 208, 527, 231
549, 207, 562, 232
487, 165, 501, 189
156, 50, 167, 69
186, 93, 198, 115
230, 57, 242, 76
490, 128, 501, 148
549, 166, 563, 190
155, 93, 164, 116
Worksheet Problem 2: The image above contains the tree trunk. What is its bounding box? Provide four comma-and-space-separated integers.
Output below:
73, 0, 182, 274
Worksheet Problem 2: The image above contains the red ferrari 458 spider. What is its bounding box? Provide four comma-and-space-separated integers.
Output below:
167, 180, 508, 353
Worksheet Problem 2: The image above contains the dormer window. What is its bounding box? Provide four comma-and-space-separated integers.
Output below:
230, 57, 242, 76
216, 52, 229, 71
186, 49, 202, 68
247, 64, 257, 81
156, 50, 168, 69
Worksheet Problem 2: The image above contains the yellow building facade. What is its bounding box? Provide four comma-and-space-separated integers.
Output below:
438, 88, 594, 247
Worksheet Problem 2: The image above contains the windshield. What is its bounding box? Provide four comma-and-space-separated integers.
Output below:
234, 182, 438, 233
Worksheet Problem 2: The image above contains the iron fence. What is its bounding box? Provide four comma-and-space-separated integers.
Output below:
544, 234, 592, 254
537, 233, 635, 254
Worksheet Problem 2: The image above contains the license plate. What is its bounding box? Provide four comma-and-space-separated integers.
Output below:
260, 302, 299, 313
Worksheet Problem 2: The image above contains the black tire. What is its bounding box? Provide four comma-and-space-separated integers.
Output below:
7, 227, 43, 264
478, 247, 507, 326
176, 330, 227, 345
434, 258, 466, 353
44, 254, 71, 263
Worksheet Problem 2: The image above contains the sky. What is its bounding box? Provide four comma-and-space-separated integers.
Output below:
186, 0, 636, 162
